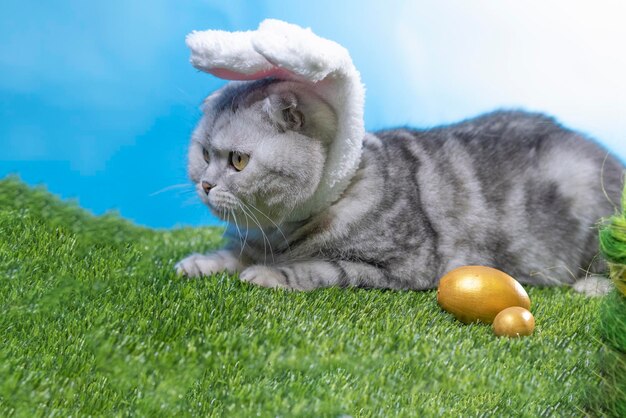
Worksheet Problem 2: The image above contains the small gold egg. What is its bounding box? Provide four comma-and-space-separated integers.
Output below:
437, 266, 531, 324
493, 307, 535, 337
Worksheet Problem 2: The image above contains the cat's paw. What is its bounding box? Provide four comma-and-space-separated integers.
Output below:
572, 276, 613, 297
175, 250, 241, 278
240, 265, 292, 289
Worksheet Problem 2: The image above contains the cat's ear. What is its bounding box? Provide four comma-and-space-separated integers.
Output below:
263, 92, 304, 132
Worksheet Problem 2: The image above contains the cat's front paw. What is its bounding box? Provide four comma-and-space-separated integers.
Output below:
240, 265, 293, 290
175, 250, 241, 278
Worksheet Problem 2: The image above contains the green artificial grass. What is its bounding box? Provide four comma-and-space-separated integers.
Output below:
0, 176, 617, 417
600, 181, 626, 294
594, 183, 626, 417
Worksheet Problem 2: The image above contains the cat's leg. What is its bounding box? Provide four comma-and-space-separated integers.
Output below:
572, 275, 613, 297
175, 249, 245, 278
239, 260, 387, 291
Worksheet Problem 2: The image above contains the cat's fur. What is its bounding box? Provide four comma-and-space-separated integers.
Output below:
176, 78, 624, 293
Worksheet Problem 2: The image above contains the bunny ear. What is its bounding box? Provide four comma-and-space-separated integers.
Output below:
185, 20, 350, 83
186, 29, 279, 80
252, 19, 353, 82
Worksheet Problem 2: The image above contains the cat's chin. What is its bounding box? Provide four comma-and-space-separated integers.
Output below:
206, 200, 249, 223
203, 189, 290, 226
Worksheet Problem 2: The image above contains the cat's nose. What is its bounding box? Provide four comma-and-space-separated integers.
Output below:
201, 181, 215, 195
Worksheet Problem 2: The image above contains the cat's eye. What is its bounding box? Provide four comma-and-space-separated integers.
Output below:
202, 147, 210, 164
230, 151, 250, 171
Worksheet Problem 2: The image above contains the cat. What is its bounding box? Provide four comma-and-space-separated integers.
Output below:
175, 77, 624, 294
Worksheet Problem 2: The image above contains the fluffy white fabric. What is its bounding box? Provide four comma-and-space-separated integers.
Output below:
186, 19, 366, 216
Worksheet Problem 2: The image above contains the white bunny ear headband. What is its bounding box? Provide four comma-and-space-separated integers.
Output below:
186, 19, 366, 218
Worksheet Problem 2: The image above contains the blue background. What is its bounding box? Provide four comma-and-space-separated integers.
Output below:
2, 0, 625, 228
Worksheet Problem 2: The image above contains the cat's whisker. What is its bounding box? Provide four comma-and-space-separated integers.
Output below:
250, 207, 274, 264
182, 197, 203, 207
150, 183, 193, 197
230, 209, 245, 251
179, 189, 198, 196
242, 213, 250, 256
243, 201, 291, 255
277, 201, 300, 225
239, 204, 265, 261
220, 208, 230, 241
235, 202, 250, 257
238, 203, 274, 265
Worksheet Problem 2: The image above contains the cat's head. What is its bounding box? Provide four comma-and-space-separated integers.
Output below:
188, 79, 337, 225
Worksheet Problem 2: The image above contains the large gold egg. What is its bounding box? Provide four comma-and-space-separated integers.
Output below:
493, 307, 535, 337
436, 265, 530, 324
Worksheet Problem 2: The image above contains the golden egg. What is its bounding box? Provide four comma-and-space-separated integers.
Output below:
436, 265, 531, 324
493, 306, 535, 337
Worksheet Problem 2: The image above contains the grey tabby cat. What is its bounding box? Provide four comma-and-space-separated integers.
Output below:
175, 76, 624, 293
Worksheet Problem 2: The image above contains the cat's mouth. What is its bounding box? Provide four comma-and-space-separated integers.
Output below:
206, 194, 282, 229
206, 196, 238, 215
201, 188, 249, 221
